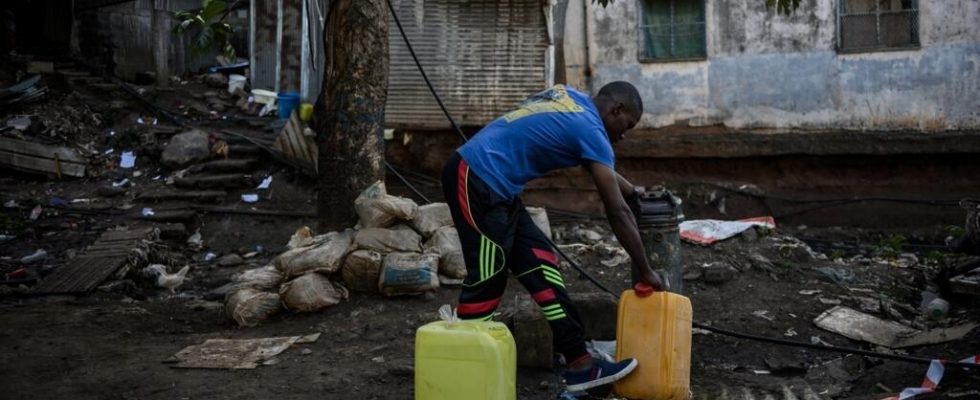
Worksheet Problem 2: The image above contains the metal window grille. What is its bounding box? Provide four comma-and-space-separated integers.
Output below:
638, 0, 706, 61
838, 0, 919, 52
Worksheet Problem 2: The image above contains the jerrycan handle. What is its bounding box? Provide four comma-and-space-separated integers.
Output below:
634, 282, 654, 297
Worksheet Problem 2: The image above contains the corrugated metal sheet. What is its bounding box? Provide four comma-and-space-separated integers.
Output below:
385, 0, 551, 128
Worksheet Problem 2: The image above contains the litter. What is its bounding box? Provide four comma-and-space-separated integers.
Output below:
679, 216, 776, 245
241, 194, 259, 203
19, 249, 48, 264
141, 208, 155, 216
799, 289, 822, 296
883, 355, 979, 400
813, 306, 979, 348
120, 151, 136, 168
112, 178, 129, 188
29, 205, 42, 220
752, 310, 775, 322
256, 176, 273, 190
168, 333, 319, 369
204, 252, 217, 262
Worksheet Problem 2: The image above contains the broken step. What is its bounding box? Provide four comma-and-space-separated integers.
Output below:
225, 145, 265, 159
187, 158, 261, 174
138, 189, 226, 202
174, 173, 253, 189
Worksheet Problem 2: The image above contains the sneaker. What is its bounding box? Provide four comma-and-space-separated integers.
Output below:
562, 357, 638, 392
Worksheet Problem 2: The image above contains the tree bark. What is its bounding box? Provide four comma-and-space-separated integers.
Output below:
313, 0, 389, 231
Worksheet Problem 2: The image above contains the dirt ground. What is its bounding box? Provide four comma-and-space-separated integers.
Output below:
2, 69, 979, 400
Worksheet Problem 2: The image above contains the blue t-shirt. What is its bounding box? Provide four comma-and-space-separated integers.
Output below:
457, 85, 615, 200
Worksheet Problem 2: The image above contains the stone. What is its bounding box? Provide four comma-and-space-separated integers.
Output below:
568, 292, 618, 340
702, 262, 738, 283
96, 185, 127, 197
203, 73, 228, 88
740, 227, 759, 242
217, 254, 244, 267
511, 296, 554, 369
160, 130, 211, 169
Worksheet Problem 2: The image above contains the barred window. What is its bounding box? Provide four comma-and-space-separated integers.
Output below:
638, 0, 706, 61
838, 0, 920, 52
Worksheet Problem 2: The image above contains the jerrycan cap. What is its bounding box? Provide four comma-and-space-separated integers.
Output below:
634, 282, 654, 297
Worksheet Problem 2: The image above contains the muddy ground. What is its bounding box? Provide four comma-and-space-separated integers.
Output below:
2, 69, 979, 400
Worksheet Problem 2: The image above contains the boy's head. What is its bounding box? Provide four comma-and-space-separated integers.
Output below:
593, 81, 643, 143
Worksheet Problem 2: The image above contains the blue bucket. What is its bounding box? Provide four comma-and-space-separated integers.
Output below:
277, 91, 301, 119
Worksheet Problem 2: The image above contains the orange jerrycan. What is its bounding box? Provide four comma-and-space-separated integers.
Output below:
415, 306, 516, 400
614, 283, 692, 400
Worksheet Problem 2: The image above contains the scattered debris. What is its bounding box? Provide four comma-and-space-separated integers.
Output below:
0, 137, 87, 177
271, 112, 318, 175
168, 333, 319, 369
241, 193, 259, 203
950, 267, 980, 296
679, 216, 776, 245
32, 228, 159, 294
813, 306, 979, 348
119, 151, 136, 168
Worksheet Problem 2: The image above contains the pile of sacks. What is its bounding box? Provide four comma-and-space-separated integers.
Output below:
223, 181, 552, 327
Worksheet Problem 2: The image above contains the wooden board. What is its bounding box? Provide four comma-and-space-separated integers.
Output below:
32, 228, 156, 294
0, 150, 86, 177
0, 137, 88, 163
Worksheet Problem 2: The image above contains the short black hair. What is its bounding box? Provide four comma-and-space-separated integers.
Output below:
596, 81, 643, 117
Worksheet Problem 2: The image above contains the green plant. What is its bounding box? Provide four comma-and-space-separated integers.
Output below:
765, 0, 802, 14
172, 0, 238, 60
829, 249, 845, 260
873, 234, 907, 259
923, 250, 947, 266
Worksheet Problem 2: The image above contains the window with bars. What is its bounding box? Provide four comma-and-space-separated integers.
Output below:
838, 0, 920, 52
638, 0, 706, 61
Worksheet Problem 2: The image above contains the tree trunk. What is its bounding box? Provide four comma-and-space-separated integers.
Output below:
313, 0, 389, 231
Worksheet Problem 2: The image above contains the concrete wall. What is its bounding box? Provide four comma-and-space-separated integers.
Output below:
569, 0, 980, 131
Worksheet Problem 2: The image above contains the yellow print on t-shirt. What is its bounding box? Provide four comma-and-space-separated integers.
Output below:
502, 85, 584, 123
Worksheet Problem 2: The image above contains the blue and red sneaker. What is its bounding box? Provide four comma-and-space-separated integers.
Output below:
562, 357, 639, 392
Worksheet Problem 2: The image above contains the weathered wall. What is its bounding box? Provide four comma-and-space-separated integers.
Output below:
74, 0, 249, 81
574, 0, 980, 131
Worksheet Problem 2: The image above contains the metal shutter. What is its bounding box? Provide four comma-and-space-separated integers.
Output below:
386, 0, 550, 129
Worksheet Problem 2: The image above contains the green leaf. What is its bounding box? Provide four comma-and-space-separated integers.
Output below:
200, 0, 227, 22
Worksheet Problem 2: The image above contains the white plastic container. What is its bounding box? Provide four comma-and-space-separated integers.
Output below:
228, 74, 247, 94
251, 89, 277, 105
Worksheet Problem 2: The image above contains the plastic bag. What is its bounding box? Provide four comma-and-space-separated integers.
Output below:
275, 230, 354, 277
424, 226, 466, 279
354, 181, 418, 228
341, 249, 384, 292
279, 273, 348, 312
231, 265, 284, 291
225, 288, 283, 327
527, 207, 552, 240
354, 226, 423, 254
378, 252, 439, 296
411, 203, 453, 238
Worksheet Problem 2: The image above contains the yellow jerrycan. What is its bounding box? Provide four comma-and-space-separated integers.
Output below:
415, 306, 516, 400
614, 283, 693, 400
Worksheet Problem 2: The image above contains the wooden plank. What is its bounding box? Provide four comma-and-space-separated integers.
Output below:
32, 256, 127, 294
138, 189, 226, 201
0, 150, 86, 177
98, 228, 156, 242
0, 137, 88, 163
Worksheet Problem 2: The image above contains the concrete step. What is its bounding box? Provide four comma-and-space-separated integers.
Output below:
174, 173, 252, 189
